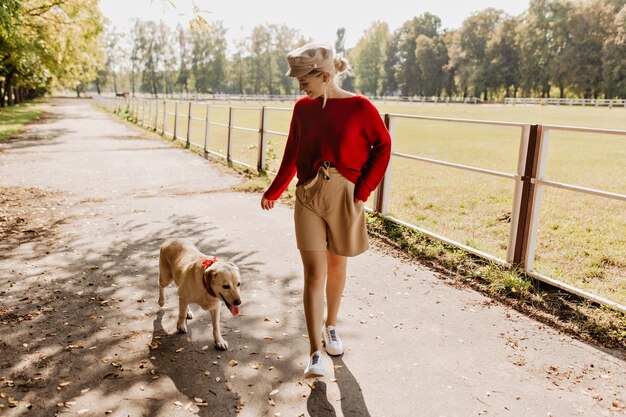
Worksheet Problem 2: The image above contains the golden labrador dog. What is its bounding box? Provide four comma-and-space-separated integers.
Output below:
158, 238, 242, 350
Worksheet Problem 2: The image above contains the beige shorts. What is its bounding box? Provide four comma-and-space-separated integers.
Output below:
294, 161, 369, 256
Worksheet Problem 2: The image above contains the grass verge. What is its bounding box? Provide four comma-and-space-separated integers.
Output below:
366, 214, 625, 350
0, 102, 44, 140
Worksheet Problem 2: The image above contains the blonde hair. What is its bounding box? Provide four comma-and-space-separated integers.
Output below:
334, 53, 351, 76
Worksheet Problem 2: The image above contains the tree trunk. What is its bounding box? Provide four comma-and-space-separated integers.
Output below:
14, 84, 21, 104
559, 85, 565, 99
0, 80, 5, 108
7, 76, 14, 106
95, 80, 101, 95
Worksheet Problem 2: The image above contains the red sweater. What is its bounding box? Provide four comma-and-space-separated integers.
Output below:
264, 95, 391, 202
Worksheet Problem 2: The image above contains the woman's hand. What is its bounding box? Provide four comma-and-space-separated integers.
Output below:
261, 196, 276, 210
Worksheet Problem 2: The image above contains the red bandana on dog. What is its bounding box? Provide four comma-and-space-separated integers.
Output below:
202, 257, 218, 298
202, 257, 218, 269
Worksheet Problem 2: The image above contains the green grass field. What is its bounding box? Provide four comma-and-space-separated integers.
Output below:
0, 102, 44, 140
128, 99, 626, 307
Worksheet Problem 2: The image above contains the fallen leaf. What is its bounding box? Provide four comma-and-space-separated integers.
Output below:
173, 401, 183, 406
228, 360, 238, 366
175, 347, 184, 353
269, 389, 279, 396
194, 397, 204, 403
59, 381, 71, 387
77, 409, 90, 414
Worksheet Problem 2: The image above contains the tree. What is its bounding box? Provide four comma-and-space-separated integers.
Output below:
176, 25, 191, 95
249, 25, 271, 95
559, 0, 612, 98
454, 8, 503, 100
350, 22, 390, 96
0, 0, 105, 103
382, 33, 400, 95
272, 24, 299, 95
547, 0, 575, 98
191, 21, 227, 94
603, 4, 626, 98
394, 13, 442, 96
487, 16, 522, 98
414, 35, 448, 97
519, 0, 555, 97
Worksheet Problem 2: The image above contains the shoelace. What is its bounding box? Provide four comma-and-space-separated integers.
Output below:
328, 329, 337, 342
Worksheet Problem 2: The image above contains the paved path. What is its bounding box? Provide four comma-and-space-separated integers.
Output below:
0, 99, 623, 417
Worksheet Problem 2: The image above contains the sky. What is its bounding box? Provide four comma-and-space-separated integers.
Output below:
99, 0, 530, 53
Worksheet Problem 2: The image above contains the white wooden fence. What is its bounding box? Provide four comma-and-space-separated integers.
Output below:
505, 97, 626, 108
95, 96, 626, 313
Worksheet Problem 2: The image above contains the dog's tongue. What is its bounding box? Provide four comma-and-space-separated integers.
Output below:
228, 304, 239, 316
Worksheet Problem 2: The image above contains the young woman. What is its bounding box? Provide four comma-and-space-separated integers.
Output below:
260, 42, 391, 377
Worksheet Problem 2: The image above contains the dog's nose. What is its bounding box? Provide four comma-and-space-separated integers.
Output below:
233, 299, 241, 306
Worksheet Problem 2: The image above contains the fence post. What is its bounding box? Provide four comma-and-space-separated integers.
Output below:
186, 101, 192, 147
511, 124, 547, 269
173, 101, 179, 140
154, 100, 158, 130
162, 100, 167, 135
146, 100, 150, 127
374, 114, 395, 215
257, 106, 267, 172
140, 99, 145, 125
204, 104, 211, 154
507, 124, 531, 264
521, 126, 550, 271
227, 107, 234, 163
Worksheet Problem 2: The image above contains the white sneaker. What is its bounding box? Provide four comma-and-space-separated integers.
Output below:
304, 350, 325, 378
322, 325, 344, 356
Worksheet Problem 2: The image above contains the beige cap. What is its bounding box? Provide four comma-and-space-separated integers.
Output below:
285, 42, 335, 78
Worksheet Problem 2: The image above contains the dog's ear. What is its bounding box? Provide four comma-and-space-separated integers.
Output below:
203, 266, 215, 287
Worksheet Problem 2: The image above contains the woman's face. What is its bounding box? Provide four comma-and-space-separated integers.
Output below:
297, 72, 326, 98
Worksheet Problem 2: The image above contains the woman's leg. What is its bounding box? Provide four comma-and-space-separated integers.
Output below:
300, 250, 327, 355
325, 251, 347, 327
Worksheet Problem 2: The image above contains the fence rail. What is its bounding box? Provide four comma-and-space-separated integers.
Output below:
505, 97, 626, 108
95, 96, 626, 313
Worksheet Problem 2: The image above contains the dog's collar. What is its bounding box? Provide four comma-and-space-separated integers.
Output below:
202, 257, 218, 297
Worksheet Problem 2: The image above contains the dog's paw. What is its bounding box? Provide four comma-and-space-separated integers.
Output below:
214, 338, 228, 351
177, 322, 187, 334
186, 310, 193, 320
158, 298, 164, 307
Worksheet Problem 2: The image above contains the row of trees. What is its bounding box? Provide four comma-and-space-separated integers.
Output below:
104, 0, 626, 100
102, 21, 313, 98
3, 0, 625, 104
350, 0, 626, 99
0, 0, 105, 107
